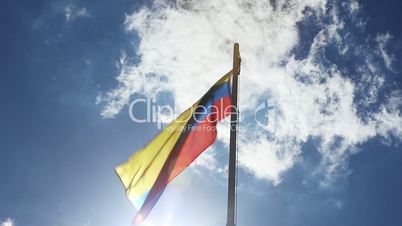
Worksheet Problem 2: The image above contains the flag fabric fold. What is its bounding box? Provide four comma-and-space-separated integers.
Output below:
115, 71, 233, 224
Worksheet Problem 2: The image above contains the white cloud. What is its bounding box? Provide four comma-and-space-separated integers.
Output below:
98, 0, 402, 184
64, 3, 90, 22
343, 0, 360, 14
375, 32, 395, 71
374, 91, 402, 140
0, 218, 14, 226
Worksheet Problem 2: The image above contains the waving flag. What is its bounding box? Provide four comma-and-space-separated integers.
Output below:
115, 71, 233, 223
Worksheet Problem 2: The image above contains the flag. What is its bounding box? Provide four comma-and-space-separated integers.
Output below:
115, 71, 233, 224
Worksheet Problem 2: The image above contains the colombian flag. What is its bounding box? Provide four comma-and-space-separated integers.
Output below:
115, 71, 233, 223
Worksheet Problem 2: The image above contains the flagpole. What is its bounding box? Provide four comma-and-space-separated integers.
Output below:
227, 43, 241, 226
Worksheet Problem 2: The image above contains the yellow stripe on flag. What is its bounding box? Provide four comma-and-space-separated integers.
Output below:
115, 102, 196, 208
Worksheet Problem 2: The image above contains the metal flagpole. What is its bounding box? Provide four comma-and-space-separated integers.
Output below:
226, 43, 241, 226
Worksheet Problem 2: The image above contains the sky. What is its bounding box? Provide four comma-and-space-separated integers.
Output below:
0, 0, 402, 226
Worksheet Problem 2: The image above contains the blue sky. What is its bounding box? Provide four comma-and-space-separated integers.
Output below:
1, 0, 402, 226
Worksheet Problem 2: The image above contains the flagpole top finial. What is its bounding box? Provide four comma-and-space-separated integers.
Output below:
233, 43, 241, 76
